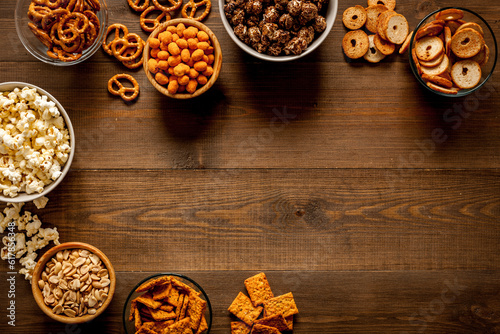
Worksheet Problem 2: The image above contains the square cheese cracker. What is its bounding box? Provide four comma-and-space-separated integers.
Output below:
263, 292, 298, 318
250, 324, 281, 334
228, 292, 263, 326
254, 313, 289, 332
244, 272, 274, 307
230, 321, 252, 334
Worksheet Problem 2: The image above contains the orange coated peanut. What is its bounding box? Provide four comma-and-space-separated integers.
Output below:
150, 22, 215, 94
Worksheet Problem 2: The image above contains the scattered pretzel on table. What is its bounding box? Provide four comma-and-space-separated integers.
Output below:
110, 33, 144, 62
127, 0, 150, 12
108, 74, 140, 102
102, 23, 129, 55
139, 5, 172, 32
181, 0, 211, 21
151, 0, 183, 12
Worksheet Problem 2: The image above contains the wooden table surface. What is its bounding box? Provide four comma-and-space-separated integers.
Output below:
1, 0, 499, 333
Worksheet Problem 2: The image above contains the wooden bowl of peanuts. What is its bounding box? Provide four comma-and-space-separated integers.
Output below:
31, 242, 116, 324
143, 18, 222, 99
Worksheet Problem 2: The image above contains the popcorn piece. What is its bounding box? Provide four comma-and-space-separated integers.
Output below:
0, 201, 60, 282
14, 233, 26, 258
33, 195, 49, 209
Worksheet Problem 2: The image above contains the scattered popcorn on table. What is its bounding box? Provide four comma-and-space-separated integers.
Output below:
0, 87, 71, 197
0, 198, 60, 282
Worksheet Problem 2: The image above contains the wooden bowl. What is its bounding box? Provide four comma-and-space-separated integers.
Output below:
143, 18, 222, 99
31, 242, 116, 324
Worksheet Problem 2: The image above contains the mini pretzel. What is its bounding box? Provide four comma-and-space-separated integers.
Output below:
121, 48, 145, 69
110, 33, 144, 62
83, 10, 100, 34
151, 0, 182, 13
108, 74, 140, 102
181, 0, 211, 21
139, 6, 172, 32
28, 22, 53, 48
33, 0, 64, 9
28, 2, 52, 23
47, 45, 83, 62
102, 23, 129, 55
85, 0, 101, 11
127, 0, 150, 12
41, 8, 69, 30
58, 12, 89, 35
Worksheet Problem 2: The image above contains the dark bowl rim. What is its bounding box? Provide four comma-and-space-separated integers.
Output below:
122, 272, 213, 334
408, 7, 498, 97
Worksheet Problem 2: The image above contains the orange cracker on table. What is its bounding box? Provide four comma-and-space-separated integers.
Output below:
250, 324, 282, 334
231, 321, 252, 334
136, 275, 171, 293
187, 293, 207, 330
244, 272, 274, 306
228, 291, 263, 326
153, 281, 172, 300
263, 292, 298, 318
135, 292, 164, 309
254, 313, 289, 332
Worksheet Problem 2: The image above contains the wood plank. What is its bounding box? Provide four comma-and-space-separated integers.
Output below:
0, 60, 498, 170
1, 271, 500, 333
5, 169, 497, 272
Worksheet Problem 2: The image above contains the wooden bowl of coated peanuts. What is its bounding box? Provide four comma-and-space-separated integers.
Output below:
143, 18, 222, 99
32, 242, 116, 324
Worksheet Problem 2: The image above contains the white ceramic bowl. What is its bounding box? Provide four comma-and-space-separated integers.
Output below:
0, 82, 75, 203
219, 0, 338, 61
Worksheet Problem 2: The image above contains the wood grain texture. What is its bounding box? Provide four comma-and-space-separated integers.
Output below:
1, 271, 500, 333
5, 169, 498, 272
0, 0, 499, 333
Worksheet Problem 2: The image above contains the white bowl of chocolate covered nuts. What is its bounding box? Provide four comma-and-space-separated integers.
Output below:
220, 0, 338, 61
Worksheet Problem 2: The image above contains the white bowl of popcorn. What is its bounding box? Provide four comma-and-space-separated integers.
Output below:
0, 82, 74, 203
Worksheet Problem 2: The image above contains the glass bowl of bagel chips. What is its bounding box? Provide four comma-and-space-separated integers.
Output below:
409, 7, 497, 97
123, 273, 212, 334
15, 0, 108, 65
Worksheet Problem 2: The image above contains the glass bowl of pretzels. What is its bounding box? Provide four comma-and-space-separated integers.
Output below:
15, 0, 108, 65
123, 273, 212, 334
409, 7, 497, 97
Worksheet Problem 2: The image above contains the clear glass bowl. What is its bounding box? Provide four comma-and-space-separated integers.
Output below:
15, 0, 108, 66
409, 7, 497, 97
123, 273, 212, 334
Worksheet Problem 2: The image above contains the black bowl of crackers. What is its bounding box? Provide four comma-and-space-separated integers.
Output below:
409, 7, 497, 97
123, 273, 212, 334
15, 0, 108, 65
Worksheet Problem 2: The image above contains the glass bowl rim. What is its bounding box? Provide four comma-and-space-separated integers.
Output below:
14, 0, 109, 66
122, 272, 213, 334
408, 6, 498, 97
